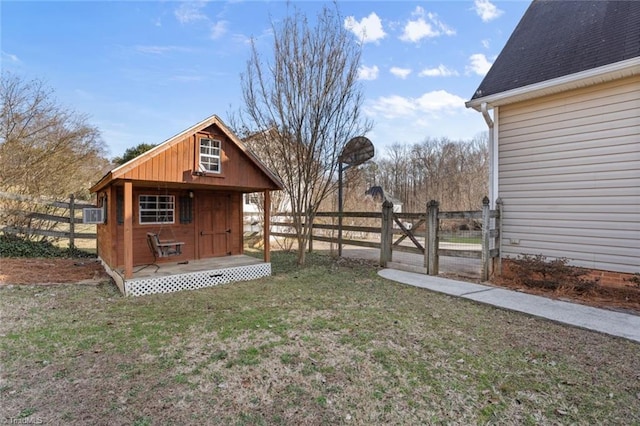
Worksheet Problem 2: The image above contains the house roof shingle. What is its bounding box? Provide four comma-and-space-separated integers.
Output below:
470, 0, 640, 100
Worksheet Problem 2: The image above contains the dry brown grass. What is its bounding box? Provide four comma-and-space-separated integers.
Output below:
0, 252, 638, 425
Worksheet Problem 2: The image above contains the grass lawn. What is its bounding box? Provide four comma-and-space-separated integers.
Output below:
439, 233, 482, 245
1, 251, 638, 425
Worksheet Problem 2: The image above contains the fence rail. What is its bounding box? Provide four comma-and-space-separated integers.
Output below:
3, 191, 501, 279
270, 197, 502, 280
0, 192, 97, 248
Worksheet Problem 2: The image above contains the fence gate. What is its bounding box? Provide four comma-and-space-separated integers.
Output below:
380, 197, 502, 281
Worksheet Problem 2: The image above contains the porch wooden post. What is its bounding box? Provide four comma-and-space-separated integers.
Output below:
263, 190, 271, 263
124, 181, 133, 279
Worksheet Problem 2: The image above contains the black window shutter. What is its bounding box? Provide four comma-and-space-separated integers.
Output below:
179, 196, 193, 224
116, 192, 124, 225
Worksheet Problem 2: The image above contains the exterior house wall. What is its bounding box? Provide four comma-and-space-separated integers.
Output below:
110, 188, 243, 269
498, 75, 640, 274
95, 185, 117, 267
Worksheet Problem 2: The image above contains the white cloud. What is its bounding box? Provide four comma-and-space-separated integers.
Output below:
358, 65, 379, 81
364, 90, 483, 146
344, 12, 386, 44
481, 39, 490, 49
418, 64, 458, 77
367, 95, 416, 118
467, 53, 493, 75
474, 0, 504, 23
1, 51, 20, 63
366, 90, 466, 120
174, 1, 209, 24
211, 21, 228, 39
401, 19, 437, 43
415, 90, 466, 112
400, 7, 455, 43
390, 67, 412, 79
174, 2, 229, 41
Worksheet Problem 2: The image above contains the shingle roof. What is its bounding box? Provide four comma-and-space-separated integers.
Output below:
470, 0, 640, 100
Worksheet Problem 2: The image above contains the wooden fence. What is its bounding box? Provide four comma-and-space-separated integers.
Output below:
0, 192, 96, 248
271, 197, 502, 280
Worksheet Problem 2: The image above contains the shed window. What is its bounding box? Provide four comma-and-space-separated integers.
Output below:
139, 195, 175, 224
199, 138, 221, 173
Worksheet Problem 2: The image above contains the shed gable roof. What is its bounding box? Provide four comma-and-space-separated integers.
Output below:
470, 0, 640, 101
91, 114, 283, 192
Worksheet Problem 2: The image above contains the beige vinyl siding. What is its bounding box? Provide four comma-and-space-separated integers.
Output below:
498, 75, 640, 274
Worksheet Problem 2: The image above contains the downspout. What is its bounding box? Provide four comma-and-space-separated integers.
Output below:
480, 102, 496, 208
480, 102, 494, 129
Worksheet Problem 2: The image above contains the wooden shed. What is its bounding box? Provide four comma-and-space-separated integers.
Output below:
90, 115, 282, 296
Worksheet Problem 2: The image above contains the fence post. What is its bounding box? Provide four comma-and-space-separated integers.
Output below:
69, 193, 75, 250
481, 196, 490, 281
427, 200, 439, 275
424, 202, 429, 271
380, 200, 393, 267
496, 197, 503, 276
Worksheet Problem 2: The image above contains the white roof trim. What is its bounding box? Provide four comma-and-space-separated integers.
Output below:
466, 57, 640, 111
109, 114, 221, 175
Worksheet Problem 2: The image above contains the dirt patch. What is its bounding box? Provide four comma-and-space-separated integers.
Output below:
0, 256, 638, 314
0, 257, 110, 285
490, 275, 640, 314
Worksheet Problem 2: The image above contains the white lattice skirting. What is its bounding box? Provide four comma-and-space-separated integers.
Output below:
124, 263, 272, 297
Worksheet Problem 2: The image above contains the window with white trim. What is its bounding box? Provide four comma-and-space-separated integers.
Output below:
199, 138, 221, 173
139, 195, 175, 224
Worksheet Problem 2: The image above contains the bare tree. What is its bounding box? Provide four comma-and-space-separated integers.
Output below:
240, 4, 372, 265
374, 134, 489, 212
0, 73, 110, 235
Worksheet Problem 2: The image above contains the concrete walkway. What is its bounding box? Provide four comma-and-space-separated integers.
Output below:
378, 269, 640, 344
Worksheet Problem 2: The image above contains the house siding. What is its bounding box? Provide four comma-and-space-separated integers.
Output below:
498, 75, 640, 274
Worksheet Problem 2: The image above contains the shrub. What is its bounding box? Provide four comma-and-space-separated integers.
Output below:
626, 273, 640, 288
508, 254, 599, 294
0, 233, 94, 258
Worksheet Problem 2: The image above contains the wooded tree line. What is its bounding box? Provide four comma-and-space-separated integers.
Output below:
0, 73, 111, 235
0, 73, 110, 201
337, 134, 489, 213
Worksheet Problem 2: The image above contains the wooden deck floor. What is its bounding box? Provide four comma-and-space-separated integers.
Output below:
102, 254, 270, 296
122, 255, 264, 281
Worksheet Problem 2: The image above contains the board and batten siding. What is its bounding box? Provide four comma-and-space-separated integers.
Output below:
498, 75, 640, 274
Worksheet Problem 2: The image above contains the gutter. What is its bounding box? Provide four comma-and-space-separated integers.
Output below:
466, 56, 640, 110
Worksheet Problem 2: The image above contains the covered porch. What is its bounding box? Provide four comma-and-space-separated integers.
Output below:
102, 254, 271, 297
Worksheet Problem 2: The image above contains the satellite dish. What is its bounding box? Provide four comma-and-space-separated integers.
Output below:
340, 136, 374, 167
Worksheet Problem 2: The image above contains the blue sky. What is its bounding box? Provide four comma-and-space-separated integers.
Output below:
2, 0, 530, 159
